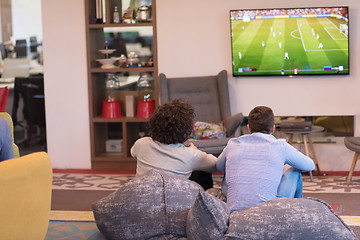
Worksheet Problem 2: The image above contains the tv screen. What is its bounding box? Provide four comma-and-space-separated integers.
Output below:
230, 7, 349, 76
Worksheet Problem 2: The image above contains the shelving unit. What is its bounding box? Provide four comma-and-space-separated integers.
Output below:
85, 0, 158, 169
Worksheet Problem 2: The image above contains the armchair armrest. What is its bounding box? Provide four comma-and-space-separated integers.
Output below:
224, 113, 244, 137
184, 138, 230, 155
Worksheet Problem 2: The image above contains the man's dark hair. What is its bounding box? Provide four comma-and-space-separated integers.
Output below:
148, 99, 195, 144
248, 106, 274, 134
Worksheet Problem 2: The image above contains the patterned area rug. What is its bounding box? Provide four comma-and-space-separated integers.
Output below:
52, 173, 360, 193
302, 176, 360, 193
52, 173, 134, 191
46, 221, 105, 240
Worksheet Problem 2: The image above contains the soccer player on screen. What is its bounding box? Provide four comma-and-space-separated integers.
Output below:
284, 51, 289, 60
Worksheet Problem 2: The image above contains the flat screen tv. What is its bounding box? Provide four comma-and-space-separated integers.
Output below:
230, 7, 349, 76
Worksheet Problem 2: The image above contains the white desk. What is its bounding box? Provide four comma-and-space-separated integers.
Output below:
0, 78, 15, 89
0, 59, 43, 78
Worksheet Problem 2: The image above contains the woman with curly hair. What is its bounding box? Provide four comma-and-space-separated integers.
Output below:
131, 99, 216, 188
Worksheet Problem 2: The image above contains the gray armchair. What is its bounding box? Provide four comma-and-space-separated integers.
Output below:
159, 69, 243, 154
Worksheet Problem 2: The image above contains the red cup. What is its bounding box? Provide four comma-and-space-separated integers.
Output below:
137, 99, 155, 118
102, 99, 122, 118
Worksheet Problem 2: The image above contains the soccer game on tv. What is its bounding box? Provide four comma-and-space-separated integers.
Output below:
230, 7, 349, 76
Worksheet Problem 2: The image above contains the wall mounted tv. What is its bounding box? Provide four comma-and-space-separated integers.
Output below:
230, 7, 349, 76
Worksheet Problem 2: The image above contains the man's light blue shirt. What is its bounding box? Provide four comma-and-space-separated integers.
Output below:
216, 132, 315, 212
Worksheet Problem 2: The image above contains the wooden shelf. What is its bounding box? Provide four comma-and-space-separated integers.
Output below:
89, 22, 153, 28
92, 116, 149, 123
90, 67, 155, 73
85, 0, 158, 169
95, 152, 124, 159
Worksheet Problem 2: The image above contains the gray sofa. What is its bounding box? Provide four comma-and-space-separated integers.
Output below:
92, 170, 358, 240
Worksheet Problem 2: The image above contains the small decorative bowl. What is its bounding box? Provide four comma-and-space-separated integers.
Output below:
98, 49, 116, 55
96, 58, 118, 69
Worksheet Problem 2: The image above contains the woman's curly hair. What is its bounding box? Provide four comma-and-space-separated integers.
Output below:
148, 99, 195, 144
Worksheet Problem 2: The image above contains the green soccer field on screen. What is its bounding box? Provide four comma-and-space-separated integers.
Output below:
230, 7, 349, 76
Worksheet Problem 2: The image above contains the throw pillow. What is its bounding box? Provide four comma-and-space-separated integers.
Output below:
186, 191, 230, 240
223, 197, 357, 240
92, 169, 202, 240
189, 121, 226, 140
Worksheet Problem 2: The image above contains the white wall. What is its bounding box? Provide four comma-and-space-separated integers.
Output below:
156, 0, 359, 119
12, 0, 42, 42
41, 0, 91, 168
41, 0, 360, 170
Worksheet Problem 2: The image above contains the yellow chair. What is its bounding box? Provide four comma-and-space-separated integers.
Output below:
0, 152, 52, 240
0, 112, 20, 158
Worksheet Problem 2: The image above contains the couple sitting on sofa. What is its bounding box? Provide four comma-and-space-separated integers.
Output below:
130, 99, 315, 212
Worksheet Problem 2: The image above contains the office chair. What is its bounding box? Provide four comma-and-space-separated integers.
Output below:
14, 39, 27, 58
0, 43, 7, 60
12, 76, 46, 146
29, 36, 38, 53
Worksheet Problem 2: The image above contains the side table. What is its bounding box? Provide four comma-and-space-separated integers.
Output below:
279, 125, 324, 182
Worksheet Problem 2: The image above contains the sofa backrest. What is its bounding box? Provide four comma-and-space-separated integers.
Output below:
159, 70, 231, 123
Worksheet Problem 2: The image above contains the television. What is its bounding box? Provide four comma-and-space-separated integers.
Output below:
230, 7, 349, 76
